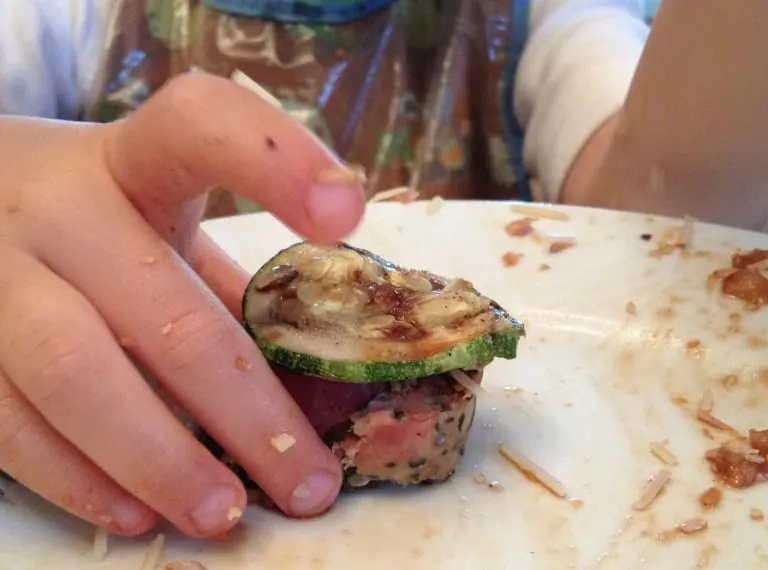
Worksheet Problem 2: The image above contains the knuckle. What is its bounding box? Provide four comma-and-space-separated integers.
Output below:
159, 308, 233, 374
21, 331, 94, 404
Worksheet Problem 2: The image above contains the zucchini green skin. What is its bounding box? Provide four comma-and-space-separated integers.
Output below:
242, 242, 525, 384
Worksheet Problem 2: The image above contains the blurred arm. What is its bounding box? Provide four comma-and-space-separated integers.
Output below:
585, 0, 768, 230
0, 0, 116, 118
514, 0, 648, 202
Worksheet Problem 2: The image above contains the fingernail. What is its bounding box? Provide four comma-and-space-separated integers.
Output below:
189, 486, 243, 536
111, 497, 154, 534
306, 182, 365, 227
289, 471, 340, 517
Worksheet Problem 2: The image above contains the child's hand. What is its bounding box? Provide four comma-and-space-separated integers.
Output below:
0, 74, 365, 538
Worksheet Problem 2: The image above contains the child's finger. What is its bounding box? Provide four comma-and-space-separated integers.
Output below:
0, 371, 157, 536
39, 195, 343, 520
103, 73, 366, 245
188, 230, 250, 320
0, 253, 248, 539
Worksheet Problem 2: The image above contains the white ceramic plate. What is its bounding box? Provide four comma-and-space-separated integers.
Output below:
2, 201, 768, 570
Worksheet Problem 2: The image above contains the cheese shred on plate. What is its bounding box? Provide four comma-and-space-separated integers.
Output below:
497, 444, 567, 498
140, 534, 166, 570
91, 527, 109, 561
632, 469, 671, 511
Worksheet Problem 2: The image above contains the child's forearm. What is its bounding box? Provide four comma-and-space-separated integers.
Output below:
0, 0, 116, 119
586, 0, 768, 230
514, 0, 648, 202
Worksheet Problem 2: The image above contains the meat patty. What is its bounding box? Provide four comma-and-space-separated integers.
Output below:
199, 368, 480, 492
329, 374, 478, 488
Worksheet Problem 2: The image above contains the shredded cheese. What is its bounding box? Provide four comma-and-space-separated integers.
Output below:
426, 195, 444, 215
649, 216, 695, 257
698, 390, 714, 414
632, 469, 671, 511
677, 517, 708, 535
449, 370, 489, 398
649, 441, 678, 466
230, 70, 282, 109
91, 527, 109, 561
140, 534, 166, 570
498, 444, 567, 498
369, 186, 419, 203
696, 410, 741, 437
548, 238, 576, 254
510, 204, 570, 221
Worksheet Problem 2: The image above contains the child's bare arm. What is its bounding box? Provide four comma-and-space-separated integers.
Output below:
513, 0, 649, 203
585, 0, 768, 230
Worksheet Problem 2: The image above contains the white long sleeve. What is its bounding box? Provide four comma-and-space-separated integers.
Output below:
0, 0, 117, 119
515, 0, 650, 202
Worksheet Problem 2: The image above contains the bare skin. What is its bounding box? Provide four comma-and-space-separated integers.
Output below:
561, 0, 768, 231
0, 73, 365, 538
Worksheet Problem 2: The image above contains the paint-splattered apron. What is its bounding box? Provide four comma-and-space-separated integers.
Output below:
86, 0, 532, 218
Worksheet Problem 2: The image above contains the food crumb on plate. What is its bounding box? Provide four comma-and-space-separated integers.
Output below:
501, 252, 523, 267
685, 339, 705, 358
676, 517, 709, 535
649, 216, 694, 257
750, 508, 764, 521
707, 248, 768, 310
705, 434, 768, 488
746, 335, 768, 349
655, 306, 676, 319
473, 473, 488, 485
504, 217, 535, 237
539, 263, 551, 271
698, 487, 722, 509
549, 238, 576, 254
625, 301, 637, 315
698, 390, 714, 414
425, 196, 444, 215
721, 374, 739, 388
